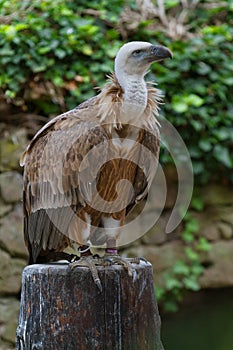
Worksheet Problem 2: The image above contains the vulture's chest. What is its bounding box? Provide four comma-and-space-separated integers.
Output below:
110, 125, 142, 157
93, 125, 143, 205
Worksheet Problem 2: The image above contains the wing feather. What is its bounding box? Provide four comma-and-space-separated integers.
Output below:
22, 101, 109, 263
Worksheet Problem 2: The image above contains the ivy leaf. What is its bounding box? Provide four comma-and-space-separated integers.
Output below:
165, 277, 182, 290
191, 196, 204, 211
172, 95, 188, 113
185, 218, 199, 233
173, 261, 190, 276
198, 139, 212, 152
185, 247, 199, 261
173, 101, 188, 113
183, 277, 200, 291
182, 231, 195, 243
184, 94, 204, 107
196, 237, 211, 252
213, 145, 233, 168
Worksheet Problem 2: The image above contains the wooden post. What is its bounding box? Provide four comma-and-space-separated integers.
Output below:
16, 262, 164, 350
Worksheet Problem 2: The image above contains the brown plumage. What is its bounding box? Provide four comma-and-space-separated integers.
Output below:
20, 41, 172, 284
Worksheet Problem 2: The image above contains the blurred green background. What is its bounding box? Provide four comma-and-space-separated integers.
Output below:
0, 0, 232, 183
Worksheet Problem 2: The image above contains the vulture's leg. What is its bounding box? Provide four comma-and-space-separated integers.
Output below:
69, 244, 103, 291
102, 216, 142, 281
68, 212, 103, 291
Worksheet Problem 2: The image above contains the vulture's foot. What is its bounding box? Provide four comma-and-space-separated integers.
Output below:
69, 245, 103, 291
104, 253, 145, 282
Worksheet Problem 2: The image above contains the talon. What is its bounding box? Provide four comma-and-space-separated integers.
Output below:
69, 255, 103, 292
95, 278, 103, 292
69, 261, 79, 270
68, 254, 79, 263
103, 253, 139, 280
129, 257, 141, 264
126, 264, 134, 277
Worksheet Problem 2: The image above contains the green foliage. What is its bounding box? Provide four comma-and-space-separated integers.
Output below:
158, 29, 233, 183
128, 2, 233, 184
0, 0, 232, 183
156, 208, 211, 313
0, 0, 123, 111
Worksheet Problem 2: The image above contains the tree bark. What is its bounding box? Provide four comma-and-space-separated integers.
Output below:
16, 262, 164, 350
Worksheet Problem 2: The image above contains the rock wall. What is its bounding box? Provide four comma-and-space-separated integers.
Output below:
0, 124, 233, 349
0, 125, 28, 349
127, 186, 233, 287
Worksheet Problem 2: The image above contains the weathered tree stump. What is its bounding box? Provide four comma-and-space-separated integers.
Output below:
16, 261, 164, 350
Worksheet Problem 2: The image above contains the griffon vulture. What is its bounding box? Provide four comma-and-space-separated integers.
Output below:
20, 41, 172, 289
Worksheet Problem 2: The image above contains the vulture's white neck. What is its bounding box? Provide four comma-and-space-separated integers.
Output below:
118, 74, 148, 125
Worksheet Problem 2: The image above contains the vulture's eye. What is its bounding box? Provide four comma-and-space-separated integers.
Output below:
132, 49, 142, 57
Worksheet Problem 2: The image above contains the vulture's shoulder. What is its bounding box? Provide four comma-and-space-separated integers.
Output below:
21, 94, 111, 214
20, 95, 105, 166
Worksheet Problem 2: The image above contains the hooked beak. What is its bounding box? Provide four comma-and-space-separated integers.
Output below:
148, 45, 173, 62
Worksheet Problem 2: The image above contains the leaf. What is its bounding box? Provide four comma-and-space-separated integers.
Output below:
190, 264, 204, 276
165, 277, 182, 290
213, 128, 233, 141
15, 23, 29, 31
183, 277, 200, 291
81, 45, 93, 56
182, 231, 195, 243
198, 139, 212, 152
191, 196, 204, 211
184, 94, 204, 107
38, 46, 51, 55
185, 218, 199, 233
173, 261, 190, 276
221, 77, 233, 86
196, 237, 211, 252
190, 120, 203, 131
197, 62, 211, 75
55, 48, 67, 59
172, 96, 188, 113
185, 247, 199, 261
213, 145, 233, 168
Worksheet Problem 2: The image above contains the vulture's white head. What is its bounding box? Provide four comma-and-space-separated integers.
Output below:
114, 41, 172, 89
